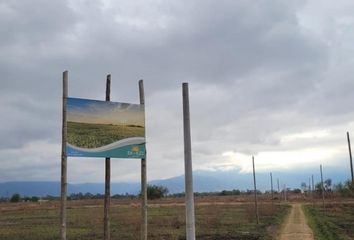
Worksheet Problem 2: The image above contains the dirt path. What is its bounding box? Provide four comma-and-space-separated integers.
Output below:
278, 204, 314, 240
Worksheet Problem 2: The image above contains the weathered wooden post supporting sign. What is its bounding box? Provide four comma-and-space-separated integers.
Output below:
60, 71, 68, 240
104, 74, 111, 240
60, 71, 147, 240
252, 156, 259, 224
139, 80, 147, 240
182, 83, 196, 240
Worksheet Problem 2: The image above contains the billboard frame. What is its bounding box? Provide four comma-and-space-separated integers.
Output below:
60, 71, 147, 240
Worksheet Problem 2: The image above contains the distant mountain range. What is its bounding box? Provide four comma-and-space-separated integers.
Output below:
0, 169, 351, 197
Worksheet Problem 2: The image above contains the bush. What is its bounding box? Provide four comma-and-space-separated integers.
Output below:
31, 196, 39, 202
10, 193, 21, 203
146, 185, 168, 200
334, 180, 354, 197
219, 189, 241, 196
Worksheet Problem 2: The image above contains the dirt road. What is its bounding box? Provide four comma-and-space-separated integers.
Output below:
278, 204, 314, 240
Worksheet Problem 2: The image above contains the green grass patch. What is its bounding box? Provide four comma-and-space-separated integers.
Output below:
303, 204, 353, 240
67, 121, 144, 148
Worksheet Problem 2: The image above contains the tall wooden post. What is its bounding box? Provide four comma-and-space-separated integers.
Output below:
252, 156, 259, 224
308, 178, 311, 192
320, 165, 325, 210
277, 178, 280, 202
347, 132, 354, 182
60, 71, 68, 240
311, 175, 315, 207
182, 83, 196, 240
139, 80, 147, 240
104, 75, 111, 240
270, 172, 274, 202
308, 177, 311, 197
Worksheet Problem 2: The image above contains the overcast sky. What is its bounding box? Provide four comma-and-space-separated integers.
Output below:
1, 0, 354, 183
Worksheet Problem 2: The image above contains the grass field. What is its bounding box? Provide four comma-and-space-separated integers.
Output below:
67, 121, 144, 148
0, 198, 290, 240
303, 202, 354, 240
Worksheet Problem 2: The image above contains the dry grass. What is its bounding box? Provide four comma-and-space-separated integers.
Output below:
0, 197, 290, 240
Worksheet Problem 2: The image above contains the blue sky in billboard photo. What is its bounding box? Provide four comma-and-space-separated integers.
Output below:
67, 97, 145, 125
1, 0, 354, 189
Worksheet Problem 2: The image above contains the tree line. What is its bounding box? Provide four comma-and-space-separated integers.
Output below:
1, 180, 353, 203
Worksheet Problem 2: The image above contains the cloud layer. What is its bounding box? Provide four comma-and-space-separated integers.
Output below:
1, 0, 354, 182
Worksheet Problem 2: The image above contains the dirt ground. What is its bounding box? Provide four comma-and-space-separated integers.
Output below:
278, 204, 314, 240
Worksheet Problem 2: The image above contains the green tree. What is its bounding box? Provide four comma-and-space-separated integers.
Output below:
315, 182, 324, 193
334, 180, 354, 197
324, 178, 332, 192
30, 196, 39, 202
10, 193, 21, 203
146, 185, 168, 200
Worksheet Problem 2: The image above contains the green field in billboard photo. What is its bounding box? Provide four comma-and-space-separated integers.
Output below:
66, 97, 145, 158
67, 122, 144, 149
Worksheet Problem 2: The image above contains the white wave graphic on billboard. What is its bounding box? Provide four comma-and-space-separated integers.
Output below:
67, 137, 145, 153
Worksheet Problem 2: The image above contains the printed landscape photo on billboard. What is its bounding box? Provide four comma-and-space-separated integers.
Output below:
66, 97, 145, 158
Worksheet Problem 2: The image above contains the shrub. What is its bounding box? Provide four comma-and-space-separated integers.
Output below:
10, 193, 21, 203
334, 180, 354, 197
146, 185, 168, 200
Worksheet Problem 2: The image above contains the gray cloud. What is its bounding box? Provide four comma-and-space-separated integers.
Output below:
0, 0, 353, 182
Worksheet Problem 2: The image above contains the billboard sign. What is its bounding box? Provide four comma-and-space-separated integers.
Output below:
66, 97, 145, 158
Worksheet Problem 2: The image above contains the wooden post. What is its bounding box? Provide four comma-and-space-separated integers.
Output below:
270, 172, 274, 203
277, 178, 280, 203
104, 75, 111, 240
347, 132, 354, 182
60, 71, 68, 240
311, 175, 315, 207
308, 177, 311, 197
252, 156, 259, 224
182, 83, 196, 240
139, 80, 147, 240
320, 165, 325, 210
